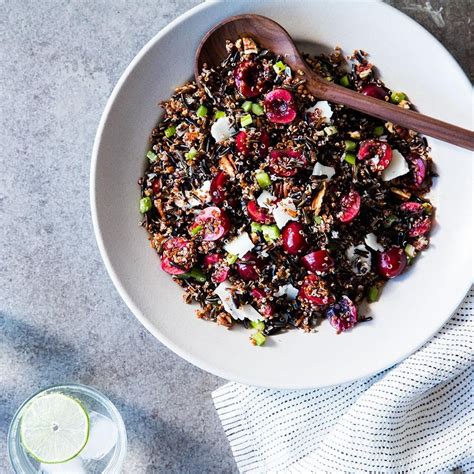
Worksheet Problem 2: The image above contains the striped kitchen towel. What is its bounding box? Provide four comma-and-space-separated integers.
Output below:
213, 287, 473, 473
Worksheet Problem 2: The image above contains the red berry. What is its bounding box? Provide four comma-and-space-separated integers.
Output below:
376, 247, 407, 279
357, 140, 393, 172
281, 222, 307, 254
361, 84, 388, 100
233, 60, 266, 98
152, 179, 161, 194
235, 129, 270, 157
326, 296, 358, 333
190, 206, 230, 241
408, 153, 427, 186
409, 216, 432, 237
264, 89, 297, 124
161, 237, 195, 275
298, 274, 335, 306
301, 250, 334, 274
251, 288, 276, 316
236, 252, 263, 281
269, 149, 307, 177
203, 253, 229, 283
210, 171, 228, 205
338, 189, 361, 223
247, 201, 274, 224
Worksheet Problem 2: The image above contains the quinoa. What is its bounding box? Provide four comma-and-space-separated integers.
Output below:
138, 38, 435, 344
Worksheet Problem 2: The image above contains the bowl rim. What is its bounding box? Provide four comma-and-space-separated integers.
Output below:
90, 0, 472, 389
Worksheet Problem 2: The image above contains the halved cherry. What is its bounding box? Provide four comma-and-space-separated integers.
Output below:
400, 202, 432, 237
161, 237, 195, 275
357, 139, 393, 172
236, 252, 264, 281
400, 202, 423, 213
251, 288, 276, 317
152, 178, 161, 194
269, 149, 307, 177
298, 274, 335, 306
202, 253, 229, 283
264, 89, 297, 124
233, 60, 267, 98
210, 171, 228, 205
301, 250, 334, 274
235, 130, 270, 157
281, 222, 308, 254
247, 201, 274, 224
338, 189, 361, 223
361, 84, 388, 100
326, 296, 358, 333
376, 247, 407, 279
409, 216, 432, 237
190, 206, 230, 241
408, 153, 427, 186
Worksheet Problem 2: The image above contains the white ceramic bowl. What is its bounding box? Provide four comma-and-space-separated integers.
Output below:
91, 0, 473, 389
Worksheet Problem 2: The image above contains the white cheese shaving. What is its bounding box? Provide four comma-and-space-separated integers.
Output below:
306, 101, 333, 122
275, 284, 299, 300
312, 162, 336, 180
214, 281, 263, 321
256, 190, 277, 210
184, 180, 211, 208
364, 233, 384, 252
381, 149, 410, 181
272, 198, 298, 229
224, 232, 254, 258
210, 117, 235, 143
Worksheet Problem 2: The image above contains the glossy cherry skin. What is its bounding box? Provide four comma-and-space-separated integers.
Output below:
281, 222, 307, 254
251, 288, 276, 316
357, 140, 393, 172
301, 250, 334, 274
247, 201, 274, 224
190, 206, 230, 241
161, 237, 195, 275
298, 274, 335, 306
235, 130, 270, 157
361, 84, 388, 100
408, 153, 427, 186
376, 247, 407, 279
210, 171, 228, 205
233, 60, 266, 98
202, 253, 229, 283
326, 296, 358, 333
235, 252, 263, 281
264, 89, 297, 124
269, 149, 307, 177
152, 179, 161, 194
338, 189, 361, 223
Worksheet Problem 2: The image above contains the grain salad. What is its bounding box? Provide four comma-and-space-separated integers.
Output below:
138, 37, 435, 345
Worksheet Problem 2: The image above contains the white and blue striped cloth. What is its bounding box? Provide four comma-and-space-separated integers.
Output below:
213, 288, 473, 473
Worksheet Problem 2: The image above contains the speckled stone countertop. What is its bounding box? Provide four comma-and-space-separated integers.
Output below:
1, 1, 471, 472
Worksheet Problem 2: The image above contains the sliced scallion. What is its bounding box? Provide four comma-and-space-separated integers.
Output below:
373, 125, 385, 137
196, 104, 208, 117
242, 101, 253, 112
339, 75, 350, 87
314, 215, 323, 225
164, 126, 176, 138
273, 61, 286, 75
344, 140, 356, 152
344, 153, 356, 165
214, 110, 226, 119
405, 243, 416, 258
368, 286, 380, 302
190, 224, 203, 236
255, 171, 271, 189
185, 147, 197, 160
390, 91, 407, 104
240, 114, 253, 127
251, 103, 264, 116
251, 222, 262, 233
251, 331, 266, 346
250, 320, 265, 331
146, 150, 157, 162
226, 253, 238, 265
139, 196, 152, 213
261, 224, 280, 242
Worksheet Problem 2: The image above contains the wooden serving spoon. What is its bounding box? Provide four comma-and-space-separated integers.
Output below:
195, 14, 474, 151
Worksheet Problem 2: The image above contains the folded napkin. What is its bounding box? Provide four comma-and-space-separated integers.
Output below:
213, 288, 473, 473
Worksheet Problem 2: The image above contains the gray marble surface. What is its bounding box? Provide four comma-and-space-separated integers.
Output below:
0, 1, 471, 472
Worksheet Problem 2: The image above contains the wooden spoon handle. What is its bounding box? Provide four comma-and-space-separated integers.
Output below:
306, 72, 474, 151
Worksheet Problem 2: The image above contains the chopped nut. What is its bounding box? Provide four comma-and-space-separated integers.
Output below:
391, 187, 411, 200
242, 37, 258, 55
219, 154, 237, 177
311, 182, 326, 215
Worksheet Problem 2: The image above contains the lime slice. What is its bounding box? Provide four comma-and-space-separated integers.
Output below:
20, 393, 89, 464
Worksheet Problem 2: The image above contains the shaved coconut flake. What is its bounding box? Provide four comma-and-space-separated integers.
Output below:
312, 162, 336, 180
257, 190, 277, 210
211, 117, 235, 143
381, 149, 409, 181
365, 233, 384, 252
346, 244, 372, 275
224, 232, 254, 258
272, 198, 298, 228
214, 281, 263, 321
306, 101, 333, 122
275, 284, 299, 300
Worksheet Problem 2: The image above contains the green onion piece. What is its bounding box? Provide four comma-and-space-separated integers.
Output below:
373, 125, 385, 137
226, 253, 238, 265
164, 126, 176, 138
383, 215, 397, 228
251, 103, 265, 116
324, 126, 338, 136
339, 75, 350, 87
368, 286, 380, 302
189, 267, 207, 282
190, 224, 203, 236
139, 196, 152, 214
185, 147, 198, 160
146, 150, 157, 162
240, 114, 253, 127
324, 76, 333, 82
390, 91, 407, 104
214, 110, 226, 119
242, 101, 253, 112
251, 331, 266, 346
314, 215, 323, 225
344, 153, 356, 165
250, 320, 265, 331
344, 140, 357, 152
251, 222, 262, 233
197, 104, 208, 117
261, 224, 281, 242
255, 171, 271, 189
273, 61, 286, 75
405, 243, 416, 258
